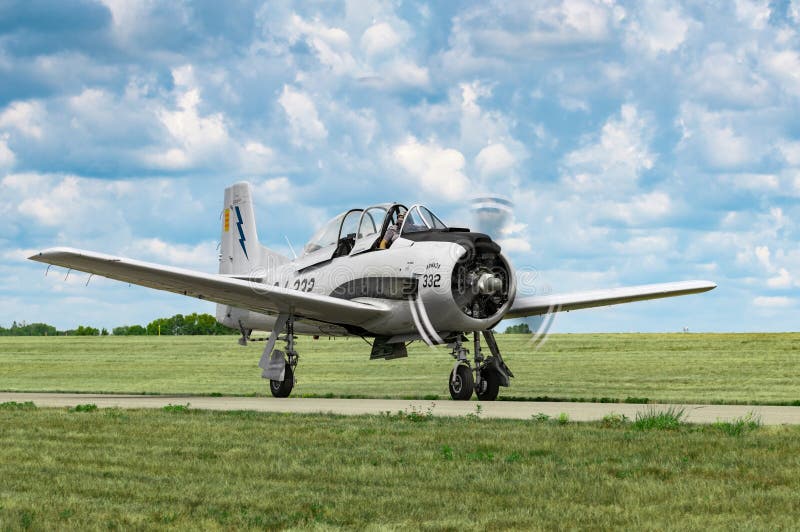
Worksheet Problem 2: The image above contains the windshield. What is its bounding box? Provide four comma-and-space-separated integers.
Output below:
303, 212, 346, 254
340, 209, 361, 240
358, 206, 388, 239
401, 205, 447, 235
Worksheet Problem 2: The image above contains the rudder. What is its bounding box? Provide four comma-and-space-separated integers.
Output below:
220, 182, 261, 275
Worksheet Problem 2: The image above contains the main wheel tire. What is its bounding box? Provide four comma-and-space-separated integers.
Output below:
476, 368, 500, 401
270, 363, 294, 398
449, 364, 474, 401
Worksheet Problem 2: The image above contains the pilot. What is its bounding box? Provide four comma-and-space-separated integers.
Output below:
379, 211, 405, 249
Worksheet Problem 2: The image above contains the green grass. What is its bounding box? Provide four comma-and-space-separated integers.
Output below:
632, 406, 686, 431
1, 407, 799, 529
1, 333, 799, 404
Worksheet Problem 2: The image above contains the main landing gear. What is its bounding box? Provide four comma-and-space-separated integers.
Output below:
258, 314, 299, 398
448, 330, 513, 401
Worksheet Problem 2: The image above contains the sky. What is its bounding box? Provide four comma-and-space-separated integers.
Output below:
0, 0, 798, 333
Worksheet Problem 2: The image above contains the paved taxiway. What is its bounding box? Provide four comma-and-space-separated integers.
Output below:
2, 392, 799, 425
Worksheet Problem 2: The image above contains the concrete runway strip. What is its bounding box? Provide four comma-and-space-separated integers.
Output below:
2, 392, 799, 425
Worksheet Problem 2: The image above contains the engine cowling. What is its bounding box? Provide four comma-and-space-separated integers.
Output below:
451, 236, 513, 320
403, 231, 516, 335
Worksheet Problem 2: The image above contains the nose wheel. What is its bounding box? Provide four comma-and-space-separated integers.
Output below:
449, 363, 474, 400
447, 331, 512, 401
475, 368, 500, 401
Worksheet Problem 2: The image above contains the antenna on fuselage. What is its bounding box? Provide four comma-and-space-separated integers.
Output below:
284, 235, 298, 259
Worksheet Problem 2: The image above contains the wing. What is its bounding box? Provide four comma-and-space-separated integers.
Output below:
28, 247, 388, 327
506, 280, 716, 318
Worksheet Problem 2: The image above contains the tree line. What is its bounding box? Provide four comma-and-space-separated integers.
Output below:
0, 314, 237, 337
504, 323, 532, 334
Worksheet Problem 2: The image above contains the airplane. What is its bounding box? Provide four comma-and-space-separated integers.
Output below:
29, 182, 716, 401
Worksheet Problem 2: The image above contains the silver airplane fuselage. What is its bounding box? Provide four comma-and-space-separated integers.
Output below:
217, 238, 516, 340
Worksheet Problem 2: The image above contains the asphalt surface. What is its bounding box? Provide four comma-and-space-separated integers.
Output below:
2, 392, 799, 424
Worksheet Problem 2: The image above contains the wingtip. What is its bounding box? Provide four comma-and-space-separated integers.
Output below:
697, 280, 717, 291
27, 247, 75, 262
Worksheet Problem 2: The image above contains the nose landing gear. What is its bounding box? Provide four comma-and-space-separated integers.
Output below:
448, 330, 513, 401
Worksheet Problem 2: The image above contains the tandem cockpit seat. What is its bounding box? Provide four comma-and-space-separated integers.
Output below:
296, 203, 450, 269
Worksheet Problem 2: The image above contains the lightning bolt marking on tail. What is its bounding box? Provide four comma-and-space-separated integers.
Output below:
234, 206, 249, 260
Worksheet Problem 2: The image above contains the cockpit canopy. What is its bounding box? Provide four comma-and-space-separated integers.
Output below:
303, 203, 447, 256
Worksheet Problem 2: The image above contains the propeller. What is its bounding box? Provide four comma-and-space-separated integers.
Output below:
469, 193, 558, 348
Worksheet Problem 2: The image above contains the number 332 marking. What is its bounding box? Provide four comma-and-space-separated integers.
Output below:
422, 273, 441, 288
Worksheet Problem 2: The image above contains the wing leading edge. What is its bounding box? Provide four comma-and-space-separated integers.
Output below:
28, 247, 388, 327
506, 280, 717, 318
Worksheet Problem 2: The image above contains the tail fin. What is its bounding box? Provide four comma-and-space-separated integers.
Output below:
219, 181, 289, 275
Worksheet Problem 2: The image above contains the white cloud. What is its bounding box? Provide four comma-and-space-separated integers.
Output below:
791, 0, 800, 23
765, 50, 800, 97
392, 137, 472, 201
383, 59, 430, 88
688, 45, 770, 106
612, 235, 673, 255
677, 105, 756, 169
778, 140, 800, 166
626, 1, 691, 55
607, 192, 672, 224
454, 81, 527, 170
0, 134, 15, 169
497, 237, 531, 253
17, 176, 83, 226
767, 268, 793, 288
754, 245, 772, 270
558, 96, 590, 112
288, 15, 357, 76
748, 240, 798, 289
252, 177, 293, 204
753, 296, 794, 307
475, 143, 515, 177
463, 0, 618, 53
146, 66, 231, 170
241, 141, 275, 174
124, 238, 218, 271
0, 101, 44, 139
734, 0, 771, 30
279, 85, 328, 148
1, 174, 203, 247
561, 104, 654, 190
99, 0, 154, 40
361, 22, 402, 57
439, 0, 626, 76
720, 173, 779, 191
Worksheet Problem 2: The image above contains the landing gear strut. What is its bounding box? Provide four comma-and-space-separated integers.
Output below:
448, 330, 513, 401
238, 320, 252, 347
259, 314, 299, 398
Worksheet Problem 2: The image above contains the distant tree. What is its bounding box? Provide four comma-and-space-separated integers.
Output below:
505, 323, 532, 334
146, 313, 237, 335
74, 325, 100, 336
0, 322, 58, 336
101, 328, 109, 336
113, 325, 147, 336
129, 324, 147, 335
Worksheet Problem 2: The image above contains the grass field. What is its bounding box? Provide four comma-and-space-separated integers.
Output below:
1, 405, 798, 529
1, 333, 798, 404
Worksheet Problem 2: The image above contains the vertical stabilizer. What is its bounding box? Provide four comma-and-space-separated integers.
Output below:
220, 182, 261, 275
